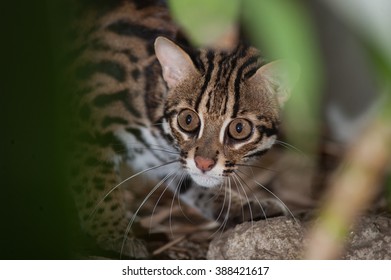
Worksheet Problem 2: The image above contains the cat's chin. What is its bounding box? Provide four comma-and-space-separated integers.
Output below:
190, 173, 222, 188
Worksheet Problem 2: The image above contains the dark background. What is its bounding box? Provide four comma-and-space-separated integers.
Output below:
1, 1, 77, 259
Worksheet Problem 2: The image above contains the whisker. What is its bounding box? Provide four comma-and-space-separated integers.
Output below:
224, 178, 233, 230
217, 177, 232, 234
208, 178, 229, 238
172, 173, 197, 226
120, 169, 177, 257
235, 163, 277, 173
108, 141, 180, 155
232, 173, 261, 238
148, 171, 180, 234
275, 140, 305, 156
231, 173, 254, 224
214, 179, 228, 226
169, 171, 188, 237
230, 174, 247, 224
237, 169, 298, 225
127, 144, 180, 155
233, 172, 268, 223
89, 159, 180, 219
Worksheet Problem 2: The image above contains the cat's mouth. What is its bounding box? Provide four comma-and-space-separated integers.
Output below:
189, 172, 222, 188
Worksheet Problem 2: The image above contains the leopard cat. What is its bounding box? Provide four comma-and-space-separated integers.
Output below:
69, 0, 298, 258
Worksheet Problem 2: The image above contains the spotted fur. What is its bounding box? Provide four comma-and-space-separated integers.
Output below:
69, 0, 297, 258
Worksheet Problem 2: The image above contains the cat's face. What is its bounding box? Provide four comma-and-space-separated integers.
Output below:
155, 37, 298, 188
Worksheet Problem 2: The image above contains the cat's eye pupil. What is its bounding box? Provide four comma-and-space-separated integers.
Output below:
236, 123, 243, 134
186, 114, 192, 125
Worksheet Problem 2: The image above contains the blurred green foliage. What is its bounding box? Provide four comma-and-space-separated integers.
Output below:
241, 0, 323, 153
169, 0, 241, 46
324, 0, 391, 206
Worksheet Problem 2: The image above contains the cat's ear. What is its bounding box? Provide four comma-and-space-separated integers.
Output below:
250, 60, 300, 107
154, 36, 197, 88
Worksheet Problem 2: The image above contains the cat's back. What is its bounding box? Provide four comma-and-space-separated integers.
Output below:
72, 0, 178, 58
70, 0, 181, 128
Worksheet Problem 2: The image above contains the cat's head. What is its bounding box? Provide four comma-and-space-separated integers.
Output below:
155, 36, 298, 188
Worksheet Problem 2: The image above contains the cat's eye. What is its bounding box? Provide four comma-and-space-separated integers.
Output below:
177, 109, 200, 133
228, 118, 253, 140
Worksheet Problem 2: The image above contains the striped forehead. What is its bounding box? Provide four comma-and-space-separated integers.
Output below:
193, 46, 262, 117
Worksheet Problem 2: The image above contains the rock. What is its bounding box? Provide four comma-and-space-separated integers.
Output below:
207, 216, 305, 259
207, 215, 391, 260
344, 215, 391, 259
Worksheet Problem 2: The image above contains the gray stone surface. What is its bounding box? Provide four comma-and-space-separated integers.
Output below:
207, 215, 391, 260
207, 217, 305, 259
344, 215, 391, 259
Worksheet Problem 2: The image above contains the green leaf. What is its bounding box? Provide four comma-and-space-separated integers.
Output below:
168, 0, 240, 46
242, 0, 323, 153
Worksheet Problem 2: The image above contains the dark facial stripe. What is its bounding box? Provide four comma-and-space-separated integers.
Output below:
256, 116, 279, 137
221, 46, 246, 115
205, 90, 212, 112
195, 51, 214, 112
93, 89, 141, 118
76, 60, 126, 82
244, 149, 269, 159
257, 122, 278, 137
232, 55, 260, 117
206, 54, 230, 112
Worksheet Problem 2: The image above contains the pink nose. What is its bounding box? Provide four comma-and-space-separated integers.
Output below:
194, 156, 216, 172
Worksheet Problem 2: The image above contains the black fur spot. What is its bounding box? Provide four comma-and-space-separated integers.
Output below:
131, 68, 141, 81
110, 204, 119, 211
76, 60, 126, 82
93, 89, 141, 118
93, 177, 106, 191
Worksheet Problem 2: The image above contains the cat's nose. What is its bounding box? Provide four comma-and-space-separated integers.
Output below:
194, 156, 216, 172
